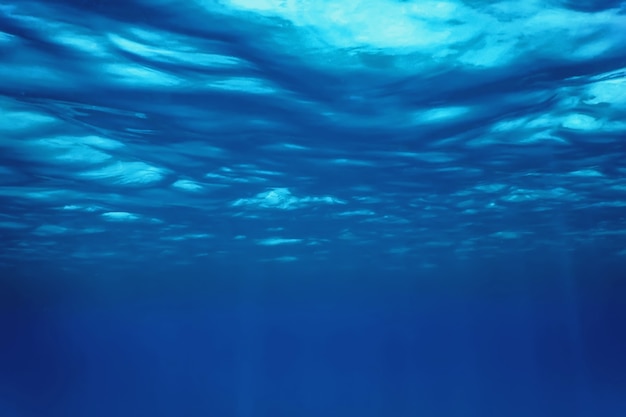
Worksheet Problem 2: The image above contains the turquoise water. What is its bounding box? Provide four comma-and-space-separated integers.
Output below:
1, 1, 626, 416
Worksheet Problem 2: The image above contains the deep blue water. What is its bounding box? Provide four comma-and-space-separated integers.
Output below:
1, 1, 626, 416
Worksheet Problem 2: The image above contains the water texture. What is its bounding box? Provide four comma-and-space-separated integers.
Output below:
1, 1, 626, 416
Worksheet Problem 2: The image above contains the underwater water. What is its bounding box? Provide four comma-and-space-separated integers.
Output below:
1, 0, 626, 416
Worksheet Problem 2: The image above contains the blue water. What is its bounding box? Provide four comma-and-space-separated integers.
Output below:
1, 1, 626, 416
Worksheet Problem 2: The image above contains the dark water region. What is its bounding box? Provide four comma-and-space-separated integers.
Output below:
2, 259, 626, 417
1, 0, 626, 416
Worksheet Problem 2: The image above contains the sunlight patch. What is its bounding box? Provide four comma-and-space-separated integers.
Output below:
264, 143, 311, 152
570, 169, 603, 177
0, 110, 58, 132
214, 0, 626, 75
330, 158, 374, 167
21, 189, 74, 201
209, 77, 278, 94
502, 187, 577, 203
475, 183, 508, 193
232, 187, 344, 210
173, 179, 203, 192
54, 32, 108, 56
101, 211, 141, 222
257, 237, 303, 246
492, 231, 523, 239
60, 204, 102, 212
80, 161, 166, 186
109, 32, 246, 69
162, 233, 213, 241
41, 141, 111, 165
0, 31, 15, 44
337, 209, 375, 217
105, 63, 182, 86
590, 201, 626, 208
586, 76, 626, 105
19, 135, 125, 166
412, 106, 469, 123
221, 0, 464, 49
561, 113, 601, 130
79, 135, 125, 150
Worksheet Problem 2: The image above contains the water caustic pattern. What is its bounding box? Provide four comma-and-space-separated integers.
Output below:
1, 0, 625, 270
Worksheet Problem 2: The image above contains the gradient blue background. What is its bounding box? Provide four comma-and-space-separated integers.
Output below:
2, 256, 626, 417
2, 0, 626, 416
